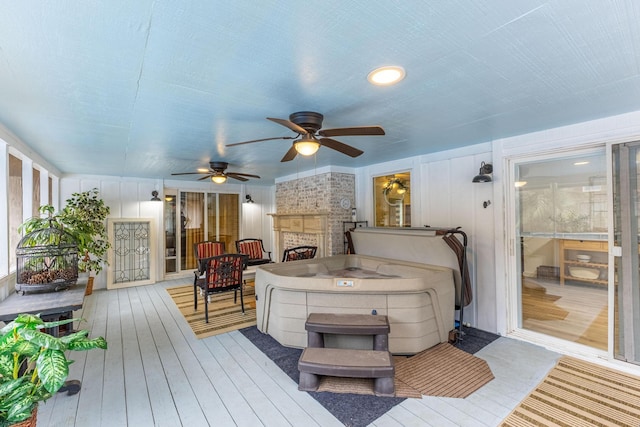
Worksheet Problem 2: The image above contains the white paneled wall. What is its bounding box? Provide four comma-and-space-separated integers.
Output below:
241, 184, 276, 255
59, 176, 276, 291
60, 175, 164, 291
356, 143, 495, 331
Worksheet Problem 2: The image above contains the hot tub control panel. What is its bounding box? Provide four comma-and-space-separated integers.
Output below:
336, 279, 354, 287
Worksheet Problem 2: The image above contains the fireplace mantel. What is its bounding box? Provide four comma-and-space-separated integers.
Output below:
268, 213, 328, 260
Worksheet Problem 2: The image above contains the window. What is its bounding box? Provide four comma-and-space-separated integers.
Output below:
373, 172, 411, 227
32, 168, 40, 217
8, 154, 22, 271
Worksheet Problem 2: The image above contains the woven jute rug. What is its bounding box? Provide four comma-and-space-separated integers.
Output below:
501, 356, 640, 426
316, 342, 494, 399
166, 283, 256, 339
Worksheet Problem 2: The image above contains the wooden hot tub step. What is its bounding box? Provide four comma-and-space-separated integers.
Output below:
298, 347, 395, 397
305, 313, 390, 350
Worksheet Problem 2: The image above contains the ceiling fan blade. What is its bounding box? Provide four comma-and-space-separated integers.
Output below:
171, 172, 208, 176
318, 126, 385, 137
320, 138, 364, 158
267, 117, 307, 134
225, 174, 249, 182
197, 175, 213, 181
226, 136, 295, 147
227, 172, 261, 179
280, 145, 298, 162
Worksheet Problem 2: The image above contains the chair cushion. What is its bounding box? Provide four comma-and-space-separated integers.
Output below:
239, 241, 263, 260
197, 242, 224, 259
206, 256, 243, 290
286, 250, 311, 261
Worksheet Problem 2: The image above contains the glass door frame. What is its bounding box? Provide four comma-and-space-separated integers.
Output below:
609, 140, 640, 364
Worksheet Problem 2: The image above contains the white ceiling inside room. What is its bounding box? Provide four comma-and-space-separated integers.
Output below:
0, 1, 638, 185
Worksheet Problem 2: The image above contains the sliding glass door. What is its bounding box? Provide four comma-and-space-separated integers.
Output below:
164, 190, 239, 275
515, 150, 608, 350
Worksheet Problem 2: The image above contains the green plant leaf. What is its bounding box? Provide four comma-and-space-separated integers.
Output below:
67, 335, 107, 351
11, 339, 40, 358
36, 349, 69, 393
0, 377, 27, 401
20, 329, 66, 351
0, 381, 33, 412
5, 395, 35, 423
42, 317, 79, 330
13, 313, 44, 329
0, 332, 17, 353
0, 353, 13, 378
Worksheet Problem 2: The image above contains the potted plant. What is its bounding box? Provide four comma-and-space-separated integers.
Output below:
19, 189, 110, 295
0, 313, 107, 426
57, 189, 110, 294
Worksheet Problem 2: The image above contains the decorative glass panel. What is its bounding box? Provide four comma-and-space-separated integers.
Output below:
112, 221, 151, 283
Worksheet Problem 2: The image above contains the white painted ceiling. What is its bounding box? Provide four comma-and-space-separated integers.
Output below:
0, 1, 639, 185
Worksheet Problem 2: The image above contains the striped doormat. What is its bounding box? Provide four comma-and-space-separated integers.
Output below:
166, 283, 257, 339
316, 342, 494, 399
501, 356, 640, 426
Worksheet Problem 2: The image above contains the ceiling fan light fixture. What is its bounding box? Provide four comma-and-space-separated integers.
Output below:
368, 66, 406, 86
294, 137, 320, 156
211, 174, 227, 184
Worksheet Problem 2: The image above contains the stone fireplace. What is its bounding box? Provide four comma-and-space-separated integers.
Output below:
269, 213, 328, 260
273, 171, 356, 259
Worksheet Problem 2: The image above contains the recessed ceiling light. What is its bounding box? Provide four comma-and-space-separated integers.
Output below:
367, 66, 406, 86
574, 161, 590, 166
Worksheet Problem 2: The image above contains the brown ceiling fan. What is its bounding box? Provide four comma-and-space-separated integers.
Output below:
171, 161, 260, 184
225, 111, 385, 162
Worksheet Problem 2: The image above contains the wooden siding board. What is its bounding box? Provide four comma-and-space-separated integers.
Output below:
231, 329, 345, 427
137, 285, 210, 426
74, 290, 108, 427
32, 280, 569, 427
101, 289, 127, 426
130, 285, 182, 427
155, 285, 262, 426
120, 288, 154, 426
218, 331, 323, 427
206, 332, 291, 426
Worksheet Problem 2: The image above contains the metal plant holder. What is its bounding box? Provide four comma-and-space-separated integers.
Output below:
16, 226, 79, 294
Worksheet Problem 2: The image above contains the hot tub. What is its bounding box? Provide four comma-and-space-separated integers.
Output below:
255, 254, 455, 354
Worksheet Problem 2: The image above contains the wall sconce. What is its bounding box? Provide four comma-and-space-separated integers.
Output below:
472, 162, 493, 183
151, 190, 161, 201
245, 194, 255, 203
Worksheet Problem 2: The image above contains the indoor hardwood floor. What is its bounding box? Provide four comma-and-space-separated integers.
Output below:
35, 277, 563, 427
522, 277, 608, 350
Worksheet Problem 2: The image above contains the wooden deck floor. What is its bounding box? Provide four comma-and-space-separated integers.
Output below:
36, 277, 562, 427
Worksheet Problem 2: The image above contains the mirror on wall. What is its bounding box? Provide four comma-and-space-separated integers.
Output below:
373, 172, 411, 227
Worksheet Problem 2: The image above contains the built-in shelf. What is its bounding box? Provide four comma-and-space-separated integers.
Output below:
559, 239, 608, 286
